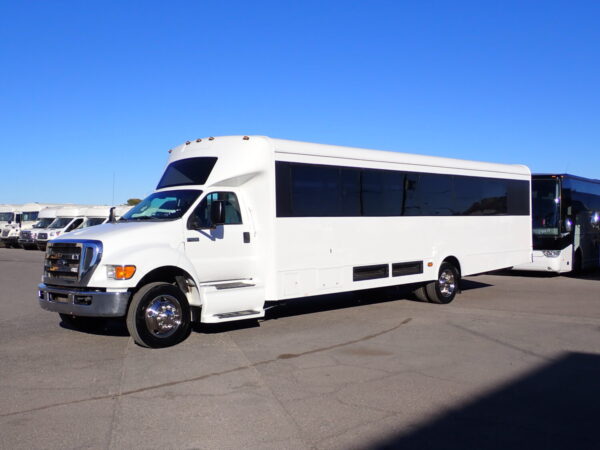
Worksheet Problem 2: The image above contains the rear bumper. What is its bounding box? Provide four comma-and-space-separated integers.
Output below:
38, 283, 130, 317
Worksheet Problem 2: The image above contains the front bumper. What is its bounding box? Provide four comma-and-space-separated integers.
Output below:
1, 236, 18, 245
512, 248, 572, 273
38, 283, 130, 317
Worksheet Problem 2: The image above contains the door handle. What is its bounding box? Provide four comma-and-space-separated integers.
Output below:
243, 232, 250, 243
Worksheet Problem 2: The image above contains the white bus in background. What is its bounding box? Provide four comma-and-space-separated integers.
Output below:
513, 174, 600, 273
19, 207, 60, 250
1, 203, 56, 248
37, 136, 532, 348
36, 206, 87, 251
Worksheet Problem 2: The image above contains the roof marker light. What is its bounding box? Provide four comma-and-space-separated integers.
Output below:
243, 136, 250, 140
196, 138, 202, 142
208, 136, 215, 141
185, 141, 191, 145
168, 149, 172, 153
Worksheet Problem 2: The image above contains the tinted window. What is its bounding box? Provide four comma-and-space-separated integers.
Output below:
419, 174, 454, 216
361, 169, 404, 216
157, 157, 217, 189
507, 180, 530, 215
402, 173, 421, 216
275, 161, 529, 218
341, 168, 361, 216
292, 164, 340, 216
453, 176, 484, 215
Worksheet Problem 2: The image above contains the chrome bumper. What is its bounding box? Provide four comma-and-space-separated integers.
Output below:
38, 283, 130, 317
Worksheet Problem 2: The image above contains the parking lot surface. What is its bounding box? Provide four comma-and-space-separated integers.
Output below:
1, 247, 599, 449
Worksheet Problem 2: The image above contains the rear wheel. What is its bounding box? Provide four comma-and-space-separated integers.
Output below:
413, 285, 430, 302
425, 262, 460, 304
126, 282, 191, 348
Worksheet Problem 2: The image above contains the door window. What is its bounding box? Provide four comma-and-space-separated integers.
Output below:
189, 192, 243, 229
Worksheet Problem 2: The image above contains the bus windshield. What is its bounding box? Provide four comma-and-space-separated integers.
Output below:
22, 211, 39, 222
34, 218, 54, 228
120, 190, 202, 221
532, 178, 560, 235
49, 218, 74, 229
0, 213, 14, 222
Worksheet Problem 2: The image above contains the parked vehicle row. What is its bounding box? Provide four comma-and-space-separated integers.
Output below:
1, 204, 131, 250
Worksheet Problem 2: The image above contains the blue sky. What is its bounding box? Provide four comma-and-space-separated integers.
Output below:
1, 0, 599, 205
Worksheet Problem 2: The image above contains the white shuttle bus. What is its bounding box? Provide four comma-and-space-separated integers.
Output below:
19, 207, 60, 250
38, 136, 532, 348
36, 207, 86, 251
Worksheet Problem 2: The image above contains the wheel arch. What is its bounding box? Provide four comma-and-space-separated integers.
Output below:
441, 255, 461, 278
133, 265, 202, 309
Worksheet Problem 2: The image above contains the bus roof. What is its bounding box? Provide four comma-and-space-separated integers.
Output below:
169, 135, 531, 178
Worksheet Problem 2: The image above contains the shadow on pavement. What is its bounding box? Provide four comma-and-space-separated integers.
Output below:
59, 317, 129, 336
371, 352, 600, 450
59, 278, 497, 337
493, 268, 600, 281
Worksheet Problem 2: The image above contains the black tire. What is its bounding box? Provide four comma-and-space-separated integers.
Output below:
413, 285, 430, 302
572, 249, 583, 274
425, 262, 460, 304
59, 313, 105, 331
126, 282, 191, 348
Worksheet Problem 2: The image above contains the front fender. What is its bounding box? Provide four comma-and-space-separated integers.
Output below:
88, 242, 201, 290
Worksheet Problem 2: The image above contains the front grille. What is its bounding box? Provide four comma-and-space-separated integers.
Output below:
38, 232, 48, 240
43, 240, 103, 286
20, 231, 31, 239
44, 243, 82, 281
1, 229, 9, 238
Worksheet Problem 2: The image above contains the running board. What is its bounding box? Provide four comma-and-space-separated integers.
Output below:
215, 309, 262, 319
199, 284, 265, 323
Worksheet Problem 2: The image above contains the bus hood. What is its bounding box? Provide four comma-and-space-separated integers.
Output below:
59, 221, 182, 249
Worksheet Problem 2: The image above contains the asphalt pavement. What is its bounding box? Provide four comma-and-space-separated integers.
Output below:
1, 247, 599, 449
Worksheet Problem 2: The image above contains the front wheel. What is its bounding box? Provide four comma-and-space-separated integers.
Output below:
425, 262, 460, 304
126, 282, 191, 348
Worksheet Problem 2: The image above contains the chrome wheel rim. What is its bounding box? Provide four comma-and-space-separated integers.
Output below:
144, 295, 182, 338
438, 269, 456, 297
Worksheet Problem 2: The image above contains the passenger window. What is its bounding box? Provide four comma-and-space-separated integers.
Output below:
190, 192, 243, 228
361, 169, 404, 216
418, 173, 454, 216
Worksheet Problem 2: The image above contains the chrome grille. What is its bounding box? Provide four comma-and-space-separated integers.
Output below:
20, 230, 32, 239
38, 232, 48, 240
44, 243, 82, 281
1, 229, 9, 238
43, 240, 103, 286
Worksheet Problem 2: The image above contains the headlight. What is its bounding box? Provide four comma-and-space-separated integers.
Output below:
106, 265, 136, 280
543, 250, 561, 258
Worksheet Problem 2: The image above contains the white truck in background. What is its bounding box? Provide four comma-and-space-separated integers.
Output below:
1, 203, 56, 248
0, 205, 18, 247
36, 207, 87, 251
37, 135, 532, 349
19, 207, 60, 250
